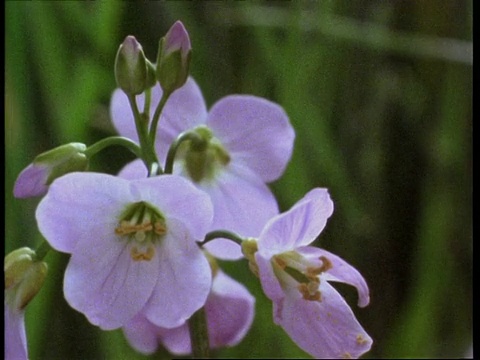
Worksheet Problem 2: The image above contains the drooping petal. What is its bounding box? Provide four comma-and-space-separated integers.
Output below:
275, 282, 372, 359
202, 163, 279, 237
156, 324, 191, 355
206, 270, 255, 348
124, 270, 255, 355
297, 246, 370, 307
64, 233, 159, 330
257, 188, 334, 256
143, 219, 212, 329
122, 314, 160, 355
4, 302, 28, 360
207, 95, 294, 182
36, 172, 133, 253
132, 175, 213, 241
13, 163, 49, 198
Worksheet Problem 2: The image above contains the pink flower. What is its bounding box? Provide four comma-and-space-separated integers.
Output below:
122, 269, 255, 355
245, 188, 373, 359
111, 77, 295, 259
35, 172, 214, 330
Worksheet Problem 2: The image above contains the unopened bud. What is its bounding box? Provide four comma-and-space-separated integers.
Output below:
14, 143, 88, 198
156, 21, 192, 94
5, 248, 48, 310
115, 36, 148, 95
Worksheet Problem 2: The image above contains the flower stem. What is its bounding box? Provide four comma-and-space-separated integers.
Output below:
84, 136, 143, 159
164, 130, 205, 174
127, 94, 160, 171
201, 230, 245, 246
188, 307, 210, 359
149, 92, 171, 145
34, 240, 52, 261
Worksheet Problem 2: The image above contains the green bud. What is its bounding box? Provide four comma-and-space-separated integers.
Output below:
5, 248, 48, 310
115, 36, 148, 95
156, 21, 192, 95
34, 142, 89, 186
14, 143, 88, 198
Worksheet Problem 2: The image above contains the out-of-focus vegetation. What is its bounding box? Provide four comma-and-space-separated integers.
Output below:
5, 1, 472, 359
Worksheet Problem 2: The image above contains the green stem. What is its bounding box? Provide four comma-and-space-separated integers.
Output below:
34, 240, 52, 261
143, 87, 152, 118
188, 307, 210, 359
201, 230, 245, 246
149, 92, 171, 145
127, 94, 159, 169
84, 136, 143, 159
164, 130, 205, 174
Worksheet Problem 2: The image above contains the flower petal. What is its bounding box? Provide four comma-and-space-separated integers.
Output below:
117, 159, 147, 180
207, 95, 294, 182
297, 246, 370, 307
275, 282, 372, 359
132, 175, 213, 241
255, 252, 285, 303
110, 77, 207, 163
5, 302, 28, 360
64, 234, 159, 330
206, 270, 255, 348
155, 77, 208, 161
203, 239, 243, 261
13, 163, 49, 198
143, 219, 212, 329
258, 188, 334, 256
201, 163, 279, 237
36, 173, 133, 253
123, 314, 160, 355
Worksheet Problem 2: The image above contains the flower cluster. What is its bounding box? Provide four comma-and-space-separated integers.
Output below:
8, 20, 372, 359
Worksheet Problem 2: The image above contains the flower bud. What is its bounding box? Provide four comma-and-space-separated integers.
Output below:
156, 21, 192, 95
14, 142, 88, 198
5, 247, 48, 311
115, 36, 148, 95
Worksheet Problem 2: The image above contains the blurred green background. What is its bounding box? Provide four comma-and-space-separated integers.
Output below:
5, 1, 472, 359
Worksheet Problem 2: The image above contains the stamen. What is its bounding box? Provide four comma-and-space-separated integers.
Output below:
130, 246, 155, 262
298, 283, 322, 301
154, 221, 167, 235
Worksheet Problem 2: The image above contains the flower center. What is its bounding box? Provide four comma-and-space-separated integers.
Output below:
272, 251, 332, 302
115, 201, 167, 261
180, 126, 230, 183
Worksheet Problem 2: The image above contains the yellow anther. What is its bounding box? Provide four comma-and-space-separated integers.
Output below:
298, 283, 322, 302
341, 352, 353, 359
319, 255, 333, 272
274, 256, 287, 270
154, 221, 167, 235
130, 246, 155, 262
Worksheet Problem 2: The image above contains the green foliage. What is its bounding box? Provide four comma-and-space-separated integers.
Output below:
5, 1, 472, 359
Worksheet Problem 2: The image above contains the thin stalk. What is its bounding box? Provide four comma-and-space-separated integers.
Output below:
84, 136, 142, 159
201, 230, 244, 246
149, 92, 170, 144
164, 130, 204, 174
188, 307, 210, 359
